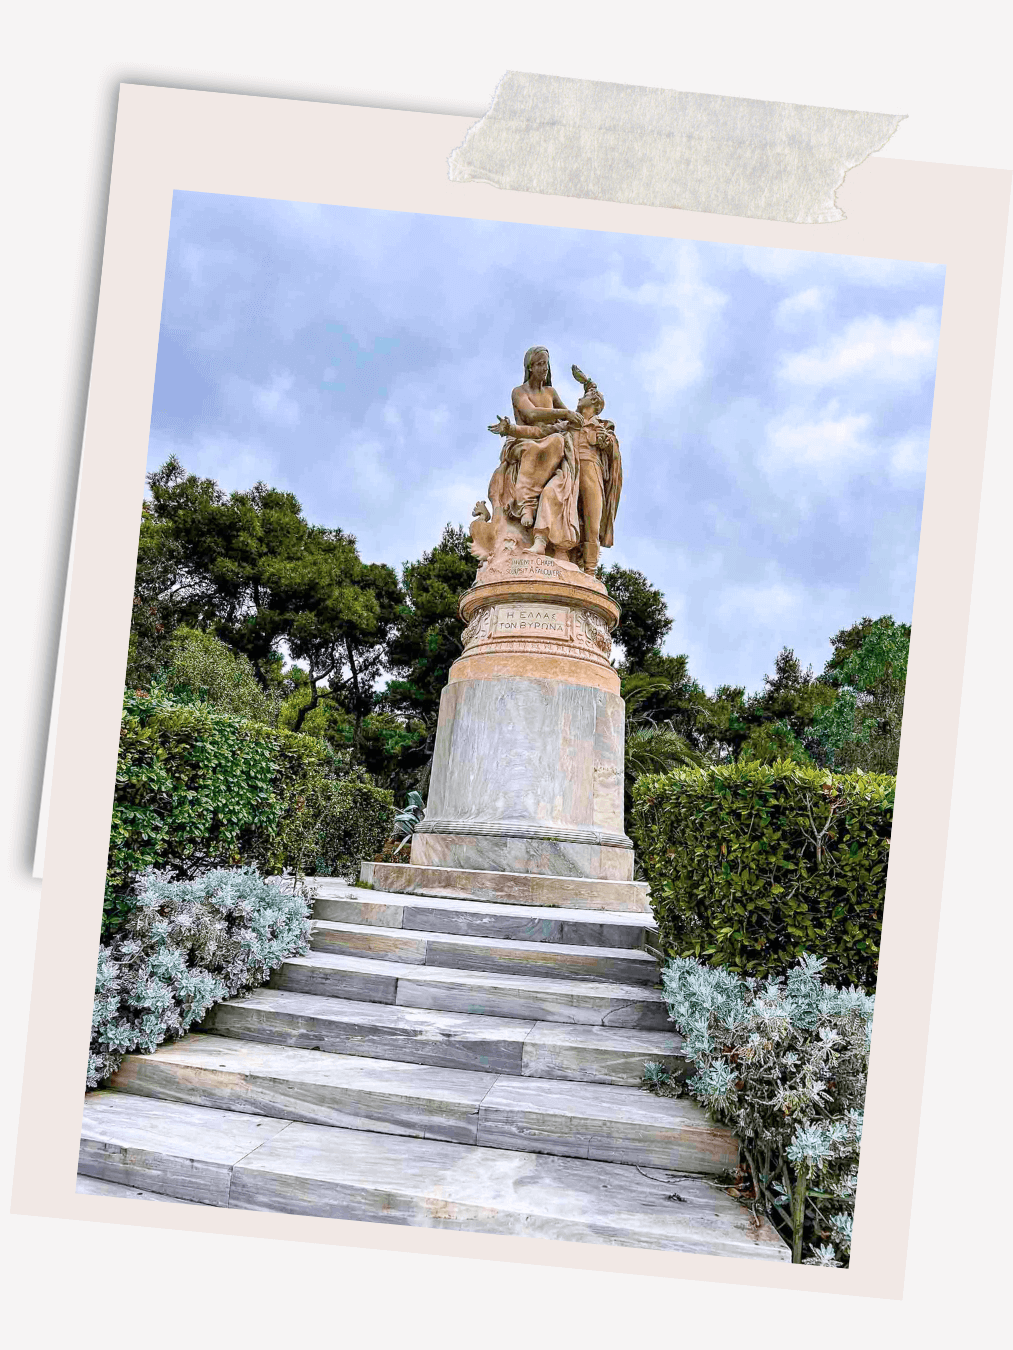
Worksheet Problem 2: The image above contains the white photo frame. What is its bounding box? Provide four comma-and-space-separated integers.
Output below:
14, 83, 1010, 1299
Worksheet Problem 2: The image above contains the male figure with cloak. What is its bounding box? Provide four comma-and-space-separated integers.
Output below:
567, 364, 622, 573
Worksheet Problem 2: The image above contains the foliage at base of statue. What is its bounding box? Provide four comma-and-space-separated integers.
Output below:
106, 690, 393, 936
391, 791, 426, 855
630, 760, 893, 990
88, 868, 310, 1088
370, 837, 404, 864
646, 953, 873, 1265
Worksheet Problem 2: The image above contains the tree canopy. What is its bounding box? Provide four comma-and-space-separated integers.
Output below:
132, 457, 402, 747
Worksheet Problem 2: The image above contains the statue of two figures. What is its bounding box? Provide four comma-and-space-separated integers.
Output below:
470, 347, 623, 576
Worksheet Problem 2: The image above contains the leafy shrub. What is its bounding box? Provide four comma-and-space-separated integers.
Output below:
106, 690, 393, 936
163, 627, 279, 724
89, 868, 310, 1088
649, 953, 873, 1265
312, 775, 398, 877
630, 760, 894, 990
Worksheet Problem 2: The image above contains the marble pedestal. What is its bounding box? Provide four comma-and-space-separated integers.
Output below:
365, 553, 651, 914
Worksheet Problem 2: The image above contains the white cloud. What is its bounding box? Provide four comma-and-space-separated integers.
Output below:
381, 401, 405, 437
222, 371, 301, 427
778, 306, 940, 387
759, 409, 932, 495
419, 475, 484, 529
414, 402, 452, 437
148, 431, 283, 492
764, 409, 873, 474
715, 580, 805, 624
585, 245, 728, 403
775, 287, 825, 325
640, 322, 710, 397
739, 248, 814, 282
738, 246, 942, 291
886, 432, 931, 484
253, 372, 300, 427
337, 435, 397, 503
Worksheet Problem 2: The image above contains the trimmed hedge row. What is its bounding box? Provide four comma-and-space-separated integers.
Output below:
106, 690, 394, 936
630, 760, 894, 990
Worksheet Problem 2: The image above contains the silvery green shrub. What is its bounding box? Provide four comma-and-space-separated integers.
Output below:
88, 867, 310, 1088
656, 952, 873, 1265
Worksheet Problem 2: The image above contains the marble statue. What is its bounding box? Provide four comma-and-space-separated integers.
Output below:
471, 347, 622, 575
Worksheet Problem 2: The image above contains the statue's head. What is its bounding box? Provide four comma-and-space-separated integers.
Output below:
523, 346, 552, 387
578, 389, 605, 417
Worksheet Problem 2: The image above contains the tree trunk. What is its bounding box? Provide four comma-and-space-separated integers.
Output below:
346, 638, 364, 757
291, 678, 321, 734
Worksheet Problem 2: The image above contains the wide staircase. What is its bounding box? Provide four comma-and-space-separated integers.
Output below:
78, 880, 789, 1259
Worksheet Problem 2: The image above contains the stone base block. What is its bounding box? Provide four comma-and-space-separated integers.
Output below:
361, 861, 652, 914
410, 829, 633, 882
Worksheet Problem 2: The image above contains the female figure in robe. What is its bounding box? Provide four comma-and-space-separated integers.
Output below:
486, 346, 582, 557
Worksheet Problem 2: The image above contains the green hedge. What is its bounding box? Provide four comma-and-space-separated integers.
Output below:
106, 690, 394, 936
630, 760, 894, 990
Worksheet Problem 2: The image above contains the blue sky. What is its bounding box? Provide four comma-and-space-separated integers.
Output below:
149, 191, 945, 694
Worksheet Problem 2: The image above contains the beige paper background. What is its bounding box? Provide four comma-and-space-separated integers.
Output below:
13, 83, 1009, 1300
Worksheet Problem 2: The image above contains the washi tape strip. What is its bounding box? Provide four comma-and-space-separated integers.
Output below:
449, 71, 905, 224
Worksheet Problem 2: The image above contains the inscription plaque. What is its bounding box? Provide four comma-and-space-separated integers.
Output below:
496, 605, 569, 636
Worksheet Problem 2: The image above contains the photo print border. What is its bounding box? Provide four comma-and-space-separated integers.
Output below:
15, 83, 1011, 1299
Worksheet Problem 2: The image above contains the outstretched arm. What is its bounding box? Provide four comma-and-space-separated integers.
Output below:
513, 384, 582, 427
489, 415, 568, 438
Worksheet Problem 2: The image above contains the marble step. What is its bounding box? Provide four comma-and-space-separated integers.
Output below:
310, 883, 656, 949
109, 1033, 737, 1172
79, 1089, 292, 1205
200, 988, 688, 1085
271, 951, 672, 1029
309, 920, 660, 986
79, 1093, 788, 1259
76, 1173, 203, 1204
362, 860, 652, 913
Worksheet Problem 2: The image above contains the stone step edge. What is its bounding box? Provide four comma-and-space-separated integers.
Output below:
361, 861, 653, 914
273, 952, 671, 1030
310, 882, 659, 931
310, 919, 660, 964
202, 989, 690, 1085
212, 987, 686, 1050
79, 1094, 789, 1260
277, 950, 669, 1001
76, 1174, 204, 1204
116, 1031, 700, 1122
